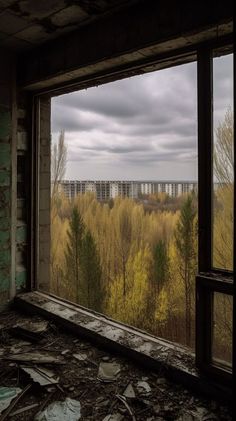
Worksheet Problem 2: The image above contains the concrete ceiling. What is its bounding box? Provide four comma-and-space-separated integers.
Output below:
0, 0, 137, 52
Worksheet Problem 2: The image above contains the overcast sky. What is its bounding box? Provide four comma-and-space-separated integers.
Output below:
51, 54, 233, 181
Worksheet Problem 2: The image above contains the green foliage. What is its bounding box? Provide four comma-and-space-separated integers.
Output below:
50, 189, 230, 357
80, 229, 102, 312
174, 194, 197, 346
153, 239, 169, 294
213, 106, 233, 270
49, 108, 233, 361
65, 207, 84, 302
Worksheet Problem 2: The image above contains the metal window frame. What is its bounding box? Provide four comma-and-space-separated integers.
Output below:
196, 47, 234, 387
196, 274, 233, 385
28, 38, 234, 393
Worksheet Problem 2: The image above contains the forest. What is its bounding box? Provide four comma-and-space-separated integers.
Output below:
49, 108, 233, 363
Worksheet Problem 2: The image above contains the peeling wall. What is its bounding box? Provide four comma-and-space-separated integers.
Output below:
38, 97, 51, 292
0, 51, 15, 307
15, 93, 31, 292
0, 50, 30, 309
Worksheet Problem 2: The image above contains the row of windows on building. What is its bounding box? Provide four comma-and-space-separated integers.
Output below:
58, 180, 198, 201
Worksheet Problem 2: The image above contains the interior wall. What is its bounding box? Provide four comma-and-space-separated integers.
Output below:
38, 96, 51, 292
0, 50, 16, 309
16, 90, 31, 294
0, 50, 30, 309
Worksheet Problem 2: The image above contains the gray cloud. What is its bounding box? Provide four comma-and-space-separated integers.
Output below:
51, 55, 232, 180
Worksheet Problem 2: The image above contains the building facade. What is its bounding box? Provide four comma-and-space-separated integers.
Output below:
59, 180, 197, 201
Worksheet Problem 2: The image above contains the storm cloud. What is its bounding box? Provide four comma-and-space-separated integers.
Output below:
51, 54, 233, 180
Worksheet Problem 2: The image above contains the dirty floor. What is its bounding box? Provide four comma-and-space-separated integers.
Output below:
0, 310, 232, 420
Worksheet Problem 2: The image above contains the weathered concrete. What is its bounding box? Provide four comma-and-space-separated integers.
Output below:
15, 291, 232, 403
0, 0, 138, 52
0, 50, 31, 306
0, 51, 16, 306
38, 96, 51, 292
17, 0, 233, 91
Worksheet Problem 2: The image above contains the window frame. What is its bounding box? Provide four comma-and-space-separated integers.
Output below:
29, 40, 234, 391
196, 47, 234, 384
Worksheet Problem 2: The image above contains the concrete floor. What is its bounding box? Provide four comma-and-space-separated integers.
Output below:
0, 310, 232, 420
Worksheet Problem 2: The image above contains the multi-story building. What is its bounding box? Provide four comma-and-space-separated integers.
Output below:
59, 180, 198, 201
139, 181, 197, 198
59, 180, 140, 201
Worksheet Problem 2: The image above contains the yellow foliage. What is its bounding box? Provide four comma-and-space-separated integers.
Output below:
107, 246, 152, 329
155, 288, 168, 324
213, 185, 233, 270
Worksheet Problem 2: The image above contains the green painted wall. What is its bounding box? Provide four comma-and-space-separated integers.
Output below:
0, 106, 12, 304
0, 55, 15, 307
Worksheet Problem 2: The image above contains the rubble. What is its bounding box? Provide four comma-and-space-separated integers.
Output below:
35, 397, 81, 420
137, 380, 151, 394
116, 394, 137, 420
123, 383, 136, 398
73, 353, 88, 361
0, 387, 22, 414
8, 320, 48, 343
103, 414, 124, 421
4, 351, 65, 364
20, 366, 59, 386
98, 361, 121, 382
9, 403, 39, 417
0, 310, 232, 420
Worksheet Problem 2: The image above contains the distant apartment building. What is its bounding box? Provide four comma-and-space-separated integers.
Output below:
140, 181, 197, 198
60, 180, 139, 201
59, 180, 197, 201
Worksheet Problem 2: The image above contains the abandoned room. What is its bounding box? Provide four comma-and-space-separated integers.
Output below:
0, 0, 234, 420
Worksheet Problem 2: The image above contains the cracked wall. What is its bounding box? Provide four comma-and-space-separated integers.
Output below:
0, 50, 29, 308
0, 53, 15, 307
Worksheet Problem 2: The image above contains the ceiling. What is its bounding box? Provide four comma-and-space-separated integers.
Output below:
0, 0, 137, 52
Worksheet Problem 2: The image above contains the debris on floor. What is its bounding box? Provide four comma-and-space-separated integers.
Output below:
116, 394, 136, 420
0, 310, 232, 420
73, 352, 88, 362
0, 387, 22, 414
177, 407, 219, 420
98, 361, 121, 382
9, 403, 39, 417
9, 320, 48, 343
20, 366, 59, 386
35, 397, 81, 420
123, 383, 136, 398
103, 414, 124, 421
4, 351, 65, 364
136, 380, 151, 394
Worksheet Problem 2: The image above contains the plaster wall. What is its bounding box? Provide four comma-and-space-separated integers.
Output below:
0, 51, 16, 308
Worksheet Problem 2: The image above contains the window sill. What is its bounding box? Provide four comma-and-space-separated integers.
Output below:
14, 291, 232, 403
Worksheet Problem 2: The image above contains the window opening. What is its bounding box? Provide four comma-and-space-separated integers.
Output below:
212, 53, 234, 271
46, 62, 199, 350
212, 292, 233, 368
